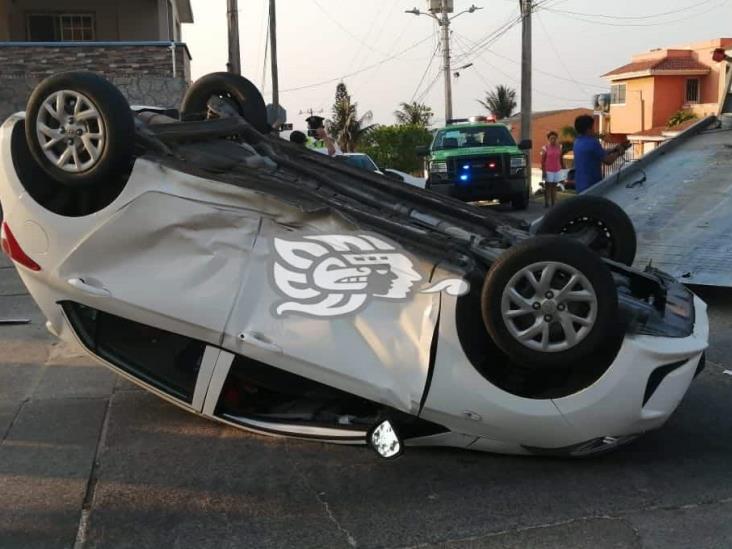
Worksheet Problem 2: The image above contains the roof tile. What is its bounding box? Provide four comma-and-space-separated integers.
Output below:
603, 56, 710, 78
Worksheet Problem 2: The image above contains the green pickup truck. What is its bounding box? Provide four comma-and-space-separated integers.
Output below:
419, 117, 531, 210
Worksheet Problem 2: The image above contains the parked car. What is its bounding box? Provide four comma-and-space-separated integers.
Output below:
383, 168, 426, 189
0, 72, 708, 459
335, 152, 383, 174
418, 116, 532, 210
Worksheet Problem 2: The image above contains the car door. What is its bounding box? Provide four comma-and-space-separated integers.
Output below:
57, 191, 261, 407
216, 218, 442, 415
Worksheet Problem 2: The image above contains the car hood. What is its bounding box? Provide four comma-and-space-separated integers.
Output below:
431, 146, 521, 159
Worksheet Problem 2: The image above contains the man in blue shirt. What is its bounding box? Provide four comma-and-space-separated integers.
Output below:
573, 115, 628, 193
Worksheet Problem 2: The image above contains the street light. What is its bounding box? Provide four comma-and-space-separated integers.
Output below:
405, 3, 482, 121
453, 63, 474, 78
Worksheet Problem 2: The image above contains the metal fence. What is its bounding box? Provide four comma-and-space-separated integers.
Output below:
601, 140, 637, 177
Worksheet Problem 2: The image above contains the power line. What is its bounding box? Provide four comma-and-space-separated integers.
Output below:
415, 71, 442, 104
281, 33, 435, 93
467, 45, 588, 104
352, 0, 399, 70
310, 0, 388, 56
451, 11, 522, 63
536, 12, 589, 97
410, 38, 441, 103
479, 43, 608, 90
541, 0, 728, 27
545, 0, 719, 20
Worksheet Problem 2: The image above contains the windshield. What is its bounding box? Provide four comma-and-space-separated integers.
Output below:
433, 125, 516, 150
338, 154, 379, 172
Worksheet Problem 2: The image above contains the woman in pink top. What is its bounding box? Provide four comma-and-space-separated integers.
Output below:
540, 131, 564, 208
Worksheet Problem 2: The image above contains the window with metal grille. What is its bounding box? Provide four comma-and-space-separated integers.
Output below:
611, 84, 627, 105
27, 14, 95, 42
686, 79, 700, 104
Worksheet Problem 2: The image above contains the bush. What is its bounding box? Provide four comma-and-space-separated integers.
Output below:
668, 110, 697, 128
360, 125, 433, 173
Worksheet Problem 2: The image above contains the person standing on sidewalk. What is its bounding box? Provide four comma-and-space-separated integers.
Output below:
540, 131, 563, 208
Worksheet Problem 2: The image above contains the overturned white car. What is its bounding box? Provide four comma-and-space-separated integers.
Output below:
0, 72, 709, 458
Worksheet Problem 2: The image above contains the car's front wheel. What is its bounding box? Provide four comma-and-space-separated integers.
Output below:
481, 236, 621, 369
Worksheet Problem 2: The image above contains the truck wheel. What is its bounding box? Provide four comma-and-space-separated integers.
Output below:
180, 72, 269, 133
536, 195, 636, 265
24, 71, 134, 188
511, 186, 530, 210
481, 236, 620, 369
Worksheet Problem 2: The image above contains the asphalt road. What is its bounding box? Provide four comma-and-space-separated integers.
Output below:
2, 211, 732, 548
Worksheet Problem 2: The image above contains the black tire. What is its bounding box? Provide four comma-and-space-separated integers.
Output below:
180, 72, 269, 133
481, 236, 620, 369
511, 185, 530, 210
25, 71, 134, 188
536, 195, 637, 265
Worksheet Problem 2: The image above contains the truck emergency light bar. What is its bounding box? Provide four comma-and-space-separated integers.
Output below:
447, 116, 497, 125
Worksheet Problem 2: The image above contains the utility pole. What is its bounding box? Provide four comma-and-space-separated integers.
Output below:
406, 2, 481, 123
440, 0, 453, 122
269, 0, 279, 111
227, 0, 241, 75
520, 0, 532, 155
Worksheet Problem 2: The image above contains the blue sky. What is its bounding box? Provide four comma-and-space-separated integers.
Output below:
183, 0, 732, 128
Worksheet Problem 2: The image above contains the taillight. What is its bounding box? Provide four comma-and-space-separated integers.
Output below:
1, 221, 41, 271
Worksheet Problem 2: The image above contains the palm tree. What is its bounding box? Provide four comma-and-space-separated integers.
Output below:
327, 82, 375, 152
394, 102, 434, 127
477, 85, 517, 120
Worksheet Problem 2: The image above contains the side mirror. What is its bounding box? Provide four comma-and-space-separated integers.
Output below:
518, 139, 532, 151
416, 145, 430, 157
385, 171, 404, 182
368, 419, 403, 459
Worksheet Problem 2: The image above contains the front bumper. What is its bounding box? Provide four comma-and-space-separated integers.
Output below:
428, 176, 526, 201
551, 295, 709, 443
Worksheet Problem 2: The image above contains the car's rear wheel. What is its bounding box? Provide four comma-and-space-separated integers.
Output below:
180, 72, 269, 133
481, 236, 620, 369
24, 71, 134, 188
536, 195, 637, 265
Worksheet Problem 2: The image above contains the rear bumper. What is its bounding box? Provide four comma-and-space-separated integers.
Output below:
428, 176, 526, 201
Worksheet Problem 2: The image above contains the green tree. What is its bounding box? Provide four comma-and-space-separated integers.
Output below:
394, 101, 434, 127
361, 124, 433, 173
327, 82, 375, 152
560, 125, 577, 153
477, 85, 517, 120
560, 125, 577, 141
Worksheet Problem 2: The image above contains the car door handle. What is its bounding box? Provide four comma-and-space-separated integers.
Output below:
237, 332, 282, 354
67, 277, 111, 298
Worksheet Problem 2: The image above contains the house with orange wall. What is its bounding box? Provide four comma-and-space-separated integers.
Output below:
602, 38, 731, 155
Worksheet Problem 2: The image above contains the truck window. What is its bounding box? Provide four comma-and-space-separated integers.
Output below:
433, 126, 515, 150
